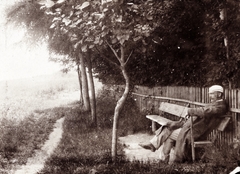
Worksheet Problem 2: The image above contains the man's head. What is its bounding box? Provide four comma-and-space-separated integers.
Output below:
208, 85, 224, 102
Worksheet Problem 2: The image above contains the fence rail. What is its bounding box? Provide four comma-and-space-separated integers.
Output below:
132, 85, 240, 145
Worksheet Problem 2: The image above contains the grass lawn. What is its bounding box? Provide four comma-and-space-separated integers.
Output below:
39, 107, 238, 174
0, 107, 65, 172
40, 109, 114, 174
0, 72, 239, 173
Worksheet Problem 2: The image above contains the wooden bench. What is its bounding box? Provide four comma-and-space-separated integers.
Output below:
146, 102, 231, 161
147, 102, 189, 140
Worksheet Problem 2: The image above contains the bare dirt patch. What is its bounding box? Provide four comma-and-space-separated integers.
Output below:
119, 133, 161, 162
119, 133, 176, 163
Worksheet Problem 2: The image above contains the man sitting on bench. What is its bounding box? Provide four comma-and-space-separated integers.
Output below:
139, 85, 228, 163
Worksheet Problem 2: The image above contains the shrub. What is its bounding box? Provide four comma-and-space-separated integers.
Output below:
96, 87, 116, 129
118, 96, 151, 136
96, 86, 150, 135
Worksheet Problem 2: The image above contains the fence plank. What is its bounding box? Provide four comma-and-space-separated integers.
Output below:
237, 89, 240, 109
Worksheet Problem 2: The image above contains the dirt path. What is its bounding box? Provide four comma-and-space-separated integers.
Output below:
10, 117, 65, 174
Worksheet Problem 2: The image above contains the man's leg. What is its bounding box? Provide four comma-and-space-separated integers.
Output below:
171, 127, 192, 163
139, 126, 171, 152
161, 138, 175, 163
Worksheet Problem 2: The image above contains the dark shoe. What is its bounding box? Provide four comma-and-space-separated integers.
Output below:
139, 143, 156, 152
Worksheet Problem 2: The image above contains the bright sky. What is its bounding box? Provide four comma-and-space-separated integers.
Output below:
0, 0, 62, 81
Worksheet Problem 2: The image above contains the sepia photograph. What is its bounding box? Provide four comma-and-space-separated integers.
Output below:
0, 0, 240, 173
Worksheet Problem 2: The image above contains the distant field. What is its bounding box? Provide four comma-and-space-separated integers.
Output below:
0, 71, 103, 121
0, 71, 79, 99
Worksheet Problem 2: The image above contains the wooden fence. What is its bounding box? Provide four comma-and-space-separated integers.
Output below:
132, 85, 240, 146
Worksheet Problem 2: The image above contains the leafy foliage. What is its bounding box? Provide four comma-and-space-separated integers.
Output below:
6, 0, 240, 88
41, 0, 167, 51
6, 1, 51, 46
202, 0, 240, 87
93, 0, 240, 87
93, 1, 207, 86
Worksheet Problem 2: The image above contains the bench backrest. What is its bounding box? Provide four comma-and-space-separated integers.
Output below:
159, 102, 188, 118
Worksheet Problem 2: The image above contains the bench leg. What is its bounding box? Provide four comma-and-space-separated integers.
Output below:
190, 116, 195, 162
152, 121, 157, 132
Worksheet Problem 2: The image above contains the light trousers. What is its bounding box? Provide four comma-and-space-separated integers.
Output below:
150, 127, 178, 162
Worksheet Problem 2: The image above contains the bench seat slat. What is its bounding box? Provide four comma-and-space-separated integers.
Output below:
146, 115, 181, 141
146, 115, 170, 126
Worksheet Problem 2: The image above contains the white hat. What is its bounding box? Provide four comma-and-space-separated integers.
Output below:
209, 85, 224, 93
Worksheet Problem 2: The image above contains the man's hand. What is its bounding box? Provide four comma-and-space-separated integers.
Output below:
166, 121, 178, 131
165, 121, 174, 131
185, 114, 190, 120
166, 120, 184, 131
165, 121, 172, 127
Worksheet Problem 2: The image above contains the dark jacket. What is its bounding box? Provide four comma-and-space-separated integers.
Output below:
173, 100, 228, 162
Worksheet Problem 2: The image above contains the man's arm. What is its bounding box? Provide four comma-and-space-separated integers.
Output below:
187, 101, 227, 118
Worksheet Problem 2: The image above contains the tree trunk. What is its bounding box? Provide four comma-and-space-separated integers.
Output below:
77, 64, 83, 105
221, 0, 232, 89
86, 50, 97, 127
79, 52, 91, 111
111, 45, 130, 162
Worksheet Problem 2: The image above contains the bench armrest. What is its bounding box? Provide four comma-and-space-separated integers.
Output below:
219, 114, 232, 118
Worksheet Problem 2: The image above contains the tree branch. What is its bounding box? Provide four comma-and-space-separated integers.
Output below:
120, 45, 124, 62
124, 50, 133, 66
105, 40, 121, 62
95, 46, 120, 68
